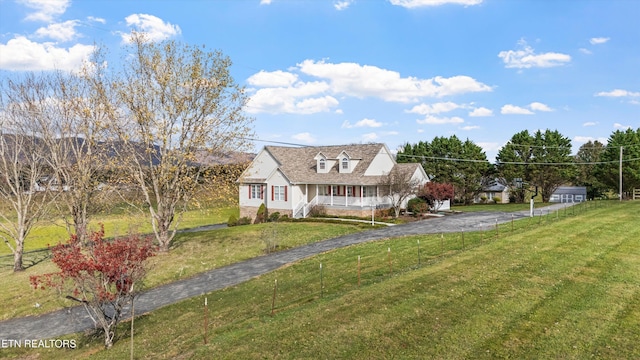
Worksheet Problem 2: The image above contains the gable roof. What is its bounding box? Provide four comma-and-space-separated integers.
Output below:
261, 143, 396, 185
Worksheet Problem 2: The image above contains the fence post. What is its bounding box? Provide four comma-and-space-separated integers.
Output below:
203, 297, 208, 345
357, 256, 361, 287
320, 263, 324, 298
271, 279, 277, 316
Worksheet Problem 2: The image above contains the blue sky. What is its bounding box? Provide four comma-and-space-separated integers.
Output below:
1, 0, 639, 161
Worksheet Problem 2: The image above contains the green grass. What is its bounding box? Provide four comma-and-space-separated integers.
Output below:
451, 201, 550, 212
0, 206, 238, 256
0, 221, 367, 321
4, 200, 638, 359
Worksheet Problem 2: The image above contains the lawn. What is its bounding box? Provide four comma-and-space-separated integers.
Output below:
0, 205, 238, 256
452, 201, 550, 212
4, 200, 638, 359
0, 221, 369, 321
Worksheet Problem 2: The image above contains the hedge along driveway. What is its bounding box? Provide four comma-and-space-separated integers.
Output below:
0, 203, 574, 341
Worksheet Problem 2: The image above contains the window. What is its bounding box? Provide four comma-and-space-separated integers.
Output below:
363, 186, 375, 198
319, 159, 326, 170
273, 185, 287, 201
341, 157, 349, 170
347, 186, 353, 197
249, 184, 263, 199
332, 185, 339, 195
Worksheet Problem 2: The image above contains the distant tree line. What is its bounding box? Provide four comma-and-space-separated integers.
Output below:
397, 128, 640, 204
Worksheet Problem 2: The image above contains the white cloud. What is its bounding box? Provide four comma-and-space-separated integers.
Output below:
297, 59, 492, 102
573, 136, 608, 144
0, 36, 94, 71
501, 104, 533, 115
34, 20, 79, 42
362, 133, 379, 141
477, 142, 501, 152
294, 96, 340, 114
614, 123, 631, 130
468, 107, 493, 117
595, 89, 640, 97
122, 14, 181, 43
247, 80, 339, 114
342, 118, 383, 128
390, 0, 482, 8
334, 1, 353, 10
461, 125, 480, 130
408, 101, 461, 115
498, 39, 571, 69
528, 102, 553, 112
247, 60, 492, 114
19, 0, 70, 22
583, 121, 598, 127
292, 132, 316, 144
416, 115, 464, 124
590, 37, 610, 45
247, 70, 298, 87
579, 48, 592, 55
260, 0, 272, 4
87, 16, 106, 24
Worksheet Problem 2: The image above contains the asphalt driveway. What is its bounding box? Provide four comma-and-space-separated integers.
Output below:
0, 203, 574, 341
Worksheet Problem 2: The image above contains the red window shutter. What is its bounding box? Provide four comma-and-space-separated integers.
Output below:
284, 186, 288, 202
260, 185, 264, 199
271, 186, 274, 201
352, 186, 355, 195
248, 185, 251, 199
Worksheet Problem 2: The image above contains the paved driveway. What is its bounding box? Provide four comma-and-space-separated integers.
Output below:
0, 203, 574, 341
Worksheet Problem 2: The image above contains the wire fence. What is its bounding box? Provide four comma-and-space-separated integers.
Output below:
259, 200, 609, 315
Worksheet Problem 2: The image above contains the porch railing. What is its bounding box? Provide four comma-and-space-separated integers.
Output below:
316, 195, 389, 208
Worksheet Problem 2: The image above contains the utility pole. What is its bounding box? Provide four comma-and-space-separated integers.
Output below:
620, 146, 623, 201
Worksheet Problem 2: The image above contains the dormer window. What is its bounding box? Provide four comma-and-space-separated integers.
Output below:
319, 158, 326, 170
341, 157, 349, 170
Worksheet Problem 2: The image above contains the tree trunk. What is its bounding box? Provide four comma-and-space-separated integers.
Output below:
13, 240, 24, 272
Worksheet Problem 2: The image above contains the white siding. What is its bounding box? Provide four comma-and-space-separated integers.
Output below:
365, 147, 395, 176
265, 170, 292, 211
240, 149, 279, 181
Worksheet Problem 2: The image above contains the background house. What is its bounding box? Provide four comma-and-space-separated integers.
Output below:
475, 181, 510, 204
549, 186, 587, 203
238, 143, 441, 220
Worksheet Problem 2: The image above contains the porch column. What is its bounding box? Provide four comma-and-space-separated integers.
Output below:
345, 185, 348, 206
360, 185, 363, 207
330, 186, 333, 206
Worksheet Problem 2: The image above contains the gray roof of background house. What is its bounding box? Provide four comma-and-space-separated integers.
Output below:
256, 143, 423, 186
483, 183, 507, 192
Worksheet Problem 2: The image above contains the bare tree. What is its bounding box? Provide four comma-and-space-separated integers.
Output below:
0, 79, 57, 271
21, 62, 112, 244
112, 33, 253, 252
378, 164, 423, 218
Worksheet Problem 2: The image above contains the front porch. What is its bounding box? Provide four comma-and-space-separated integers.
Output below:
294, 194, 392, 219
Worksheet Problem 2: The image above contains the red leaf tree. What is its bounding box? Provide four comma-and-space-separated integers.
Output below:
420, 182, 454, 212
30, 226, 155, 348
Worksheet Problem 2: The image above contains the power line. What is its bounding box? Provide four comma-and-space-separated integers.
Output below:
396, 152, 640, 166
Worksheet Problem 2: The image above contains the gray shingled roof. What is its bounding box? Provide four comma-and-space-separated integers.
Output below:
259, 143, 421, 186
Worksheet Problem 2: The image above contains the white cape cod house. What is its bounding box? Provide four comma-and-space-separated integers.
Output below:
238, 143, 436, 220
